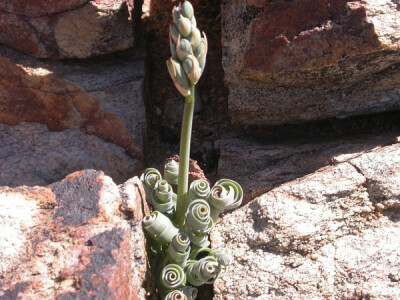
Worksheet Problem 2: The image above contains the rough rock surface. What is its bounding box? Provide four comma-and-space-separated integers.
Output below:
0, 45, 145, 186
0, 0, 88, 17
0, 170, 151, 299
218, 134, 399, 205
0, 123, 140, 187
0, 0, 133, 58
222, 0, 400, 125
212, 143, 400, 299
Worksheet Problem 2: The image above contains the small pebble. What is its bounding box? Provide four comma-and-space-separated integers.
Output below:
362, 206, 372, 213
311, 254, 318, 261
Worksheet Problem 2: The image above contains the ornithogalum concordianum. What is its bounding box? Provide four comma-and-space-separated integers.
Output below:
140, 2, 243, 299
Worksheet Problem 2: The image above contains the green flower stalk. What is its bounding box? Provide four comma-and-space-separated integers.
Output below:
166, 1, 208, 228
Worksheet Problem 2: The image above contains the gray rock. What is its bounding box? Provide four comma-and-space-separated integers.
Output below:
222, 0, 400, 125
0, 122, 140, 187
211, 143, 400, 299
218, 134, 399, 205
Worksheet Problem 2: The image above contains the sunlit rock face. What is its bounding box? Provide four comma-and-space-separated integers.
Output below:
222, 0, 400, 125
212, 142, 400, 299
0, 0, 134, 58
0, 171, 151, 299
0, 44, 145, 187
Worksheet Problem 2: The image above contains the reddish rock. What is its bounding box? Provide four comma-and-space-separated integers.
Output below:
222, 0, 400, 125
0, 170, 151, 299
244, 0, 378, 74
0, 0, 88, 17
0, 0, 133, 58
0, 45, 144, 160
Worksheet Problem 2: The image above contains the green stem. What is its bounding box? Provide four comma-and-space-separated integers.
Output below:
176, 84, 195, 228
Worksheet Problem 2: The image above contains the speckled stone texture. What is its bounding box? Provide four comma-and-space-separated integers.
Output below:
0, 170, 151, 299
222, 0, 400, 125
218, 134, 399, 205
211, 143, 400, 299
0, 0, 133, 58
0, 44, 145, 186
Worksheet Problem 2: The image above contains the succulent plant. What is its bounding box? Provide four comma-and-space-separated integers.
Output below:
140, 2, 242, 299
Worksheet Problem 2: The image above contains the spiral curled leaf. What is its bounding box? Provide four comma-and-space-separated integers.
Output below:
140, 168, 162, 203
181, 286, 197, 300
188, 179, 210, 204
189, 247, 212, 260
143, 211, 179, 244
186, 199, 214, 233
164, 290, 187, 300
189, 248, 231, 268
168, 233, 191, 266
208, 184, 234, 220
185, 257, 221, 286
185, 225, 210, 247
151, 180, 176, 214
171, 232, 191, 252
164, 160, 179, 185
210, 250, 232, 267
209, 179, 243, 220
215, 179, 243, 210
161, 264, 186, 290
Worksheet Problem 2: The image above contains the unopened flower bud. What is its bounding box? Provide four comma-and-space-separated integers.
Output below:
199, 57, 206, 73
194, 34, 208, 62
183, 55, 201, 85
181, 1, 194, 19
191, 16, 197, 28
168, 1, 207, 94
172, 6, 180, 24
178, 16, 192, 37
176, 36, 192, 61
189, 28, 201, 51
167, 58, 190, 96
170, 25, 180, 43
